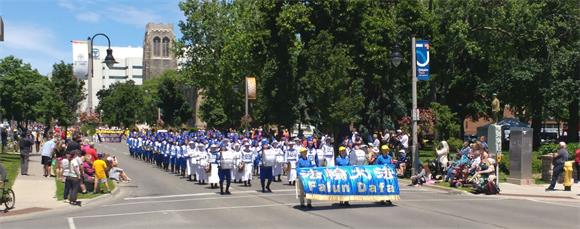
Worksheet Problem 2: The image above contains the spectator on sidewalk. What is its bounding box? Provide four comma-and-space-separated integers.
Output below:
62, 151, 72, 200
1, 127, 7, 154
82, 155, 95, 191
546, 142, 569, 191
54, 139, 67, 180
410, 163, 431, 186
93, 153, 110, 194
19, 131, 34, 176
107, 155, 131, 183
85, 143, 97, 163
40, 134, 56, 177
66, 150, 82, 206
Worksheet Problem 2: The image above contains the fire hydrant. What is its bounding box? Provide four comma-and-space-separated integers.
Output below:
563, 161, 573, 191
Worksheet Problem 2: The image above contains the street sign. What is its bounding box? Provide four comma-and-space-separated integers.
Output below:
415, 40, 430, 81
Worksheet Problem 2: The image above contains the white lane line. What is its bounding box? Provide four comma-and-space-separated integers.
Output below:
67, 217, 76, 229
527, 198, 580, 208
124, 189, 296, 200
74, 203, 295, 219
398, 198, 504, 202
108, 194, 295, 207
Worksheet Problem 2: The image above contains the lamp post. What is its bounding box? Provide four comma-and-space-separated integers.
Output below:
87, 33, 117, 113
390, 37, 419, 176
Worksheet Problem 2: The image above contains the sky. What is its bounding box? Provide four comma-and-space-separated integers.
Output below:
0, 0, 184, 75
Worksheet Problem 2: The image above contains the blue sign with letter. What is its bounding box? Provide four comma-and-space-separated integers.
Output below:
297, 165, 400, 201
416, 40, 430, 81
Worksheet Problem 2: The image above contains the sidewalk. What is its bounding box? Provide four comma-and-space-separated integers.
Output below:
7, 156, 67, 215
498, 182, 580, 200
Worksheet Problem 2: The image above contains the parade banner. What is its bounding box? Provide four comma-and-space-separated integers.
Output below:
297, 165, 400, 201
72, 40, 89, 80
246, 76, 256, 100
415, 40, 430, 81
96, 129, 124, 143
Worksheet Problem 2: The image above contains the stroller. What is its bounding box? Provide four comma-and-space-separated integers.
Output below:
449, 164, 469, 188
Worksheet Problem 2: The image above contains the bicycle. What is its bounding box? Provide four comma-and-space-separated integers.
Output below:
0, 177, 15, 212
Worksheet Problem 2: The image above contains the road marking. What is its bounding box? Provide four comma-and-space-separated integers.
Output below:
526, 198, 580, 208
67, 217, 76, 229
108, 194, 296, 207
124, 189, 296, 200
73, 203, 296, 219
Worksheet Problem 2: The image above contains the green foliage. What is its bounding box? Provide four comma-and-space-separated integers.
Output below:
176, 0, 579, 141
0, 153, 20, 189
97, 80, 145, 127
156, 71, 193, 127
431, 102, 460, 140
80, 123, 96, 137
446, 137, 464, 152
50, 61, 85, 127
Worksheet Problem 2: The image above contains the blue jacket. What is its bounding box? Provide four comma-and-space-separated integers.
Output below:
375, 154, 392, 165
297, 155, 314, 168
335, 155, 350, 166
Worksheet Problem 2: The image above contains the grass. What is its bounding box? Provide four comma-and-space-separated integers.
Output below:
55, 178, 116, 201
0, 153, 20, 189
435, 180, 473, 193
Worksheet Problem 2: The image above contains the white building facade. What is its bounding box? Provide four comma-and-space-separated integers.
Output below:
79, 45, 143, 112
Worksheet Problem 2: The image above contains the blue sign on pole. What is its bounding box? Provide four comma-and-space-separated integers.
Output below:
416, 40, 430, 81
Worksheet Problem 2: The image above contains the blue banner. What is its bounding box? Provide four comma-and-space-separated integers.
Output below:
297, 165, 400, 201
416, 40, 430, 81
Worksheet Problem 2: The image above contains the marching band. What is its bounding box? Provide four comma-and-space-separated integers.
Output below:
127, 129, 395, 196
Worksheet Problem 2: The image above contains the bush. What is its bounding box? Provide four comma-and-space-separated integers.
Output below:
446, 137, 464, 152
539, 142, 579, 159
80, 123, 96, 137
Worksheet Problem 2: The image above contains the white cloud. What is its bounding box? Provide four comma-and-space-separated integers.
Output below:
0, 23, 69, 75
76, 11, 100, 23
107, 5, 162, 28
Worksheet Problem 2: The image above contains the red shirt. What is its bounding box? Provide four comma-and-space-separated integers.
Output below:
575, 149, 580, 163
85, 147, 97, 162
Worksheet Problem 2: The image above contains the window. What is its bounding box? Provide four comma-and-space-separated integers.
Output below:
162, 37, 170, 57
153, 37, 161, 57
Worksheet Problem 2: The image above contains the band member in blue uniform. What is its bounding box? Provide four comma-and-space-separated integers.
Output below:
259, 140, 276, 193
297, 147, 315, 208
375, 145, 393, 165
335, 146, 350, 206
217, 143, 235, 195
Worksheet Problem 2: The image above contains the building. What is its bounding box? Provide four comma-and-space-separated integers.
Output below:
143, 23, 177, 80
79, 45, 143, 112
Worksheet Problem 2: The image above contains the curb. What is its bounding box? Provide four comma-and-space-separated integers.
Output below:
423, 183, 473, 195
399, 178, 473, 195
82, 182, 121, 205
0, 181, 121, 221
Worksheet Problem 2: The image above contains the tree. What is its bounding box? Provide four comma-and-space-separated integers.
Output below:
97, 80, 144, 127
0, 56, 47, 128
50, 62, 85, 133
157, 71, 192, 127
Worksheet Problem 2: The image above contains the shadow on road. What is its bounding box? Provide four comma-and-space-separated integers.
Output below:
292, 202, 397, 212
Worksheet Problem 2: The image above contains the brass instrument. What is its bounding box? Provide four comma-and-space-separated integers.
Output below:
238, 161, 245, 173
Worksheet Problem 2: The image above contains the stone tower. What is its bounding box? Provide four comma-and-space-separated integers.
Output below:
143, 23, 178, 80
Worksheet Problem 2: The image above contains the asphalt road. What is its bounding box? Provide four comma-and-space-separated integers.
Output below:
1, 142, 579, 229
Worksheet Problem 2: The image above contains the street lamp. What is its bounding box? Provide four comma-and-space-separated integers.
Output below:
87, 33, 117, 113
390, 44, 402, 67
391, 38, 420, 176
